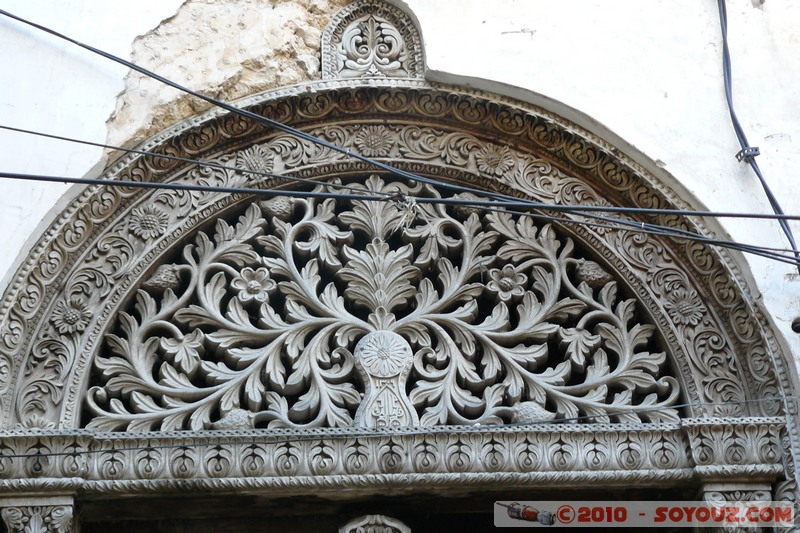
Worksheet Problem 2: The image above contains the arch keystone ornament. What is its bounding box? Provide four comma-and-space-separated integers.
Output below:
0, 0, 797, 528
353, 330, 418, 428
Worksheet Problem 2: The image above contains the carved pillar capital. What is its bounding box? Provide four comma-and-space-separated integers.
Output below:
681, 417, 785, 482
0, 496, 75, 533
697, 485, 773, 533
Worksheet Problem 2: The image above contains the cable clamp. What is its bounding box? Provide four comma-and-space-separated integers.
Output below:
736, 146, 760, 163
390, 193, 419, 231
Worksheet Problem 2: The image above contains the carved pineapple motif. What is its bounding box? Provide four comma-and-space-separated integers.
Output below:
84, 175, 679, 431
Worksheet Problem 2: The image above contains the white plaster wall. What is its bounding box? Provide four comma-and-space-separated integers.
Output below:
1, 0, 798, 372
0, 0, 184, 285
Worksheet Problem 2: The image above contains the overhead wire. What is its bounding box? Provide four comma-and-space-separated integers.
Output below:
5, 6, 798, 233
0, 7, 530, 207
716, 0, 800, 273
8, 123, 800, 224
0, 124, 396, 200
2, 168, 799, 268
0, 11, 798, 267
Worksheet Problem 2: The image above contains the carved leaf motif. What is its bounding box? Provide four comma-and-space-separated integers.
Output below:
559, 328, 601, 371
338, 15, 408, 78
161, 329, 204, 374
339, 240, 419, 314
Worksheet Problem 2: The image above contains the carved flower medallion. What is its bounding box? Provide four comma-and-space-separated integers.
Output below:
231, 267, 276, 303
475, 145, 514, 176
128, 205, 169, 240
486, 265, 527, 302
355, 331, 412, 378
235, 144, 274, 176
354, 125, 393, 157
51, 298, 92, 334
664, 288, 704, 326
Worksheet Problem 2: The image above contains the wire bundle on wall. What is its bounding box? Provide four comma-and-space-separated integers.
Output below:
0, 6, 796, 271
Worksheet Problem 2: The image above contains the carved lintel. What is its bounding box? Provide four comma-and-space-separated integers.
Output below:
0, 496, 75, 533
339, 514, 410, 533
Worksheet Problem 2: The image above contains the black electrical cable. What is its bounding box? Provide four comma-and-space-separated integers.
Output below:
2, 170, 799, 267
0, 8, 527, 207
4, 122, 800, 264
0, 395, 793, 460
716, 0, 800, 273
3, 8, 798, 269
6, 123, 800, 223
0, 124, 395, 199
4, 6, 799, 267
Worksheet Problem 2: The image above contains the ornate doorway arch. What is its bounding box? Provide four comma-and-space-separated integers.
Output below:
0, 1, 796, 530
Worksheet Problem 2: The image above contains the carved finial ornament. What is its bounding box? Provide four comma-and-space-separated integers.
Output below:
322, 0, 424, 80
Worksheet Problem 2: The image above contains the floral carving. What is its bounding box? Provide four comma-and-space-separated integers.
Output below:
235, 144, 274, 177
1, 505, 74, 533
354, 125, 394, 157
128, 205, 168, 240
356, 331, 411, 377
475, 145, 514, 176
664, 288, 704, 327
50, 298, 91, 335
230, 267, 276, 303
486, 265, 527, 302
85, 176, 679, 431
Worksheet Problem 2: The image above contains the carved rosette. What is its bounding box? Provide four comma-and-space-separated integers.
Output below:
353, 330, 418, 428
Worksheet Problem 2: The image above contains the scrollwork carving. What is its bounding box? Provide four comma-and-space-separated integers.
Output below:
0, 80, 792, 498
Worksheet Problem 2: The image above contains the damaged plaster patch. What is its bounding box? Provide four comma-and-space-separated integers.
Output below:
106, 0, 350, 148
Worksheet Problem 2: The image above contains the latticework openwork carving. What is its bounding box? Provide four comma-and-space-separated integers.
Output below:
84, 175, 679, 431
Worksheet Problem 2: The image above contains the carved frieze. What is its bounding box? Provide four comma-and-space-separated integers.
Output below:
683, 417, 785, 481
0, 419, 784, 493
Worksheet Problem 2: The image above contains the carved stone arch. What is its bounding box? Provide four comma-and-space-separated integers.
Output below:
0, 83, 795, 523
